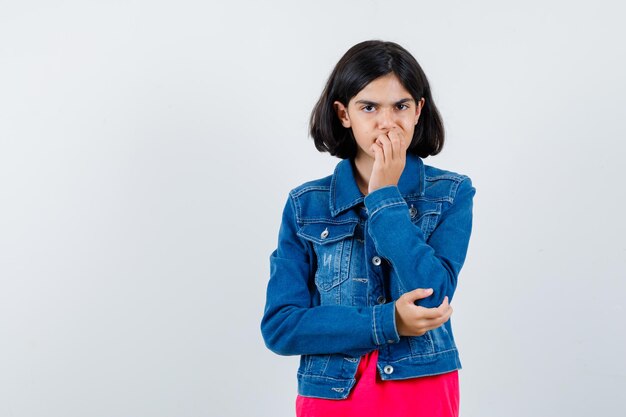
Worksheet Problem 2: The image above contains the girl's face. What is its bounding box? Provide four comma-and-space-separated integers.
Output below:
333, 73, 425, 162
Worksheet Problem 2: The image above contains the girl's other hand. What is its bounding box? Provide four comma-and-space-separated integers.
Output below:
394, 288, 452, 337
368, 127, 409, 194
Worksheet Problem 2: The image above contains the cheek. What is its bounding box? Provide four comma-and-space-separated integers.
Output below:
401, 122, 417, 142
350, 121, 372, 137
401, 119, 416, 133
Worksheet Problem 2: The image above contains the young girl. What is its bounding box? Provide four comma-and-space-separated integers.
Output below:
261, 40, 475, 417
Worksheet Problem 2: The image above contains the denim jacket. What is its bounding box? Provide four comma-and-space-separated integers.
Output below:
261, 153, 476, 399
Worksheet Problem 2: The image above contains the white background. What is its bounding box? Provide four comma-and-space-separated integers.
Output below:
1, 1, 625, 416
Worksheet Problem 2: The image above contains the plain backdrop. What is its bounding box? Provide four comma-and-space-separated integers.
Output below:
1, 1, 625, 416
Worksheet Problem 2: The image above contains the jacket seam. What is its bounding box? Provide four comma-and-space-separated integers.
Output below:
298, 218, 359, 225
384, 347, 460, 364
291, 185, 331, 198
368, 201, 406, 221
296, 373, 354, 382
372, 305, 380, 345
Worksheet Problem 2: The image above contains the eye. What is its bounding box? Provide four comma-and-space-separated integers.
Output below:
396, 103, 410, 110
362, 105, 376, 113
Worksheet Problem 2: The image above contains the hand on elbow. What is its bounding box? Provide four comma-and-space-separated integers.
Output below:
394, 288, 453, 337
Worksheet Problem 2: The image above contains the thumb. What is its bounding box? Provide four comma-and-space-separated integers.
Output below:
371, 142, 382, 160
403, 288, 433, 302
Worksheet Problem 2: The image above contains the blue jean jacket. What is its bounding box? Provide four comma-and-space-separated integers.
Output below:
261, 154, 476, 399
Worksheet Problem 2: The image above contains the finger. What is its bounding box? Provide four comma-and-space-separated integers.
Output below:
374, 135, 387, 160
400, 133, 409, 161
408, 305, 453, 334
437, 302, 452, 316
371, 141, 383, 160
378, 135, 393, 163
405, 316, 446, 336
413, 306, 449, 320
434, 308, 453, 328
403, 288, 433, 302
388, 129, 402, 160
434, 297, 452, 316
419, 307, 453, 327
372, 136, 382, 162
396, 127, 409, 153
374, 138, 386, 165
421, 316, 451, 332
413, 299, 453, 320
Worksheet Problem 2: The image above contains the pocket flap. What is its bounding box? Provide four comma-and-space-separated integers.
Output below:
406, 200, 441, 222
297, 222, 358, 245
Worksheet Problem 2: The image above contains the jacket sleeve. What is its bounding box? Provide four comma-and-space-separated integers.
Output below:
260, 193, 400, 357
363, 177, 476, 309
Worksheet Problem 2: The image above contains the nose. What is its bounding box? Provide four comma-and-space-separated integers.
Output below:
376, 107, 396, 130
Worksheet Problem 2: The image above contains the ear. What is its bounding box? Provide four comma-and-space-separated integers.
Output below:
333, 101, 351, 128
414, 97, 426, 125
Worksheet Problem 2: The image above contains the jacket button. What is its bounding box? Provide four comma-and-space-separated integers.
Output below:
377, 296, 386, 304
409, 205, 417, 218
320, 228, 329, 239
383, 365, 394, 374
372, 256, 382, 266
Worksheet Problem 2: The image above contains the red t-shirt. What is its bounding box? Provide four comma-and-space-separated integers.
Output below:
296, 349, 459, 417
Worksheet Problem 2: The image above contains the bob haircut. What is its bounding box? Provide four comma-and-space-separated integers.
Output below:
310, 40, 444, 159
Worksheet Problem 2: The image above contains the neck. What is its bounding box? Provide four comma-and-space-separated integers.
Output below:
353, 153, 374, 196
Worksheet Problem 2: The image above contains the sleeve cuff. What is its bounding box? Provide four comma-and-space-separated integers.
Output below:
372, 301, 400, 345
364, 185, 406, 219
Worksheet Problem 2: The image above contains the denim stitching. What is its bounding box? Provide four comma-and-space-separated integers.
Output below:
289, 192, 303, 224
372, 305, 380, 345
298, 232, 354, 246
292, 185, 331, 198
299, 218, 358, 225
410, 196, 452, 203
450, 177, 471, 201
296, 373, 354, 382
368, 201, 406, 220
425, 174, 467, 182
297, 223, 358, 245
332, 196, 365, 216
385, 347, 460, 364
334, 241, 343, 304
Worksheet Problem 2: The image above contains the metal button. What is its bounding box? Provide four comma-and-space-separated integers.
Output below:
383, 365, 394, 374
372, 256, 382, 266
387, 339, 395, 344
320, 228, 329, 239
409, 204, 417, 219
377, 296, 386, 304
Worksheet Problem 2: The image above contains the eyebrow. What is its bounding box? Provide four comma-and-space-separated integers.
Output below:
354, 98, 415, 106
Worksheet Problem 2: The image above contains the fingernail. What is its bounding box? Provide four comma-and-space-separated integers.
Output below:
425, 288, 433, 294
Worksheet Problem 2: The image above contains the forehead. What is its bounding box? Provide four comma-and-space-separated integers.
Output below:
352, 73, 413, 101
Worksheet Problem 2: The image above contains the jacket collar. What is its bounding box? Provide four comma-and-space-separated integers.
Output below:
329, 153, 425, 217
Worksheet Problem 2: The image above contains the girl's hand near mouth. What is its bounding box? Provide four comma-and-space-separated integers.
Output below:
368, 127, 410, 194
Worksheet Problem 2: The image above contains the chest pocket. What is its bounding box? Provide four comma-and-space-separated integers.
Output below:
297, 222, 357, 303
406, 199, 442, 241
